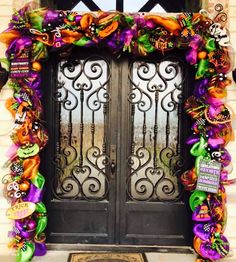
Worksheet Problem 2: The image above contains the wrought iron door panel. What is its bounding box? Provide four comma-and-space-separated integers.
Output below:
119, 56, 191, 245
43, 51, 192, 246
54, 57, 111, 200
127, 58, 183, 201
44, 53, 117, 244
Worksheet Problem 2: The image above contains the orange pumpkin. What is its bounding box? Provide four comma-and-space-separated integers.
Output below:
198, 51, 207, 60
19, 180, 30, 191
32, 62, 42, 72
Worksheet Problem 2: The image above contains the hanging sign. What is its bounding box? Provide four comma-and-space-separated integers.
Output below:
6, 202, 36, 220
9, 49, 30, 78
196, 159, 221, 194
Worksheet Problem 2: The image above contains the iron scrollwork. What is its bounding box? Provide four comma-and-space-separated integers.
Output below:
127, 58, 185, 201
52, 55, 111, 200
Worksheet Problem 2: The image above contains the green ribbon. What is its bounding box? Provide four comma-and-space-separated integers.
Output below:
138, 34, 155, 53
212, 237, 229, 257
31, 172, 45, 189
196, 59, 209, 79
124, 16, 134, 24
35, 216, 48, 236
189, 190, 207, 211
190, 136, 209, 175
16, 242, 35, 262
35, 202, 47, 213
35, 202, 47, 236
32, 41, 48, 61
205, 38, 216, 53
28, 11, 44, 31
73, 36, 91, 47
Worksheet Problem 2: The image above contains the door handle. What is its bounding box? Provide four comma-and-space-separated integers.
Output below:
110, 160, 116, 174
110, 144, 116, 177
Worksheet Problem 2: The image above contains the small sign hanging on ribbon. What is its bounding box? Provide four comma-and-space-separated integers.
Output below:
9, 49, 30, 78
6, 202, 36, 220
196, 159, 221, 194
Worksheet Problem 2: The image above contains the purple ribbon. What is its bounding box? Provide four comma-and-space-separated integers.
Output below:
23, 183, 43, 203
34, 242, 47, 256
15, 220, 34, 239
185, 35, 203, 65
186, 135, 200, 145
194, 78, 209, 98
44, 10, 65, 26
6, 37, 32, 59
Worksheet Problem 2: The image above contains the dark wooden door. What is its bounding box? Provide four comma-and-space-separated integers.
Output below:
42, 49, 193, 246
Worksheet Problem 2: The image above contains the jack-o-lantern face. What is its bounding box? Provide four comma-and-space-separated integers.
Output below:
17, 143, 39, 158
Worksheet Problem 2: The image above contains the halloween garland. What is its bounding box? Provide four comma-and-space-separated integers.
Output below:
0, 3, 234, 262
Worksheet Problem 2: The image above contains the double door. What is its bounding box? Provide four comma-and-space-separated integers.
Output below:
42, 49, 193, 246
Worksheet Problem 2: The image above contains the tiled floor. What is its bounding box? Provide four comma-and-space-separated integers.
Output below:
1, 250, 236, 262
1, 251, 196, 262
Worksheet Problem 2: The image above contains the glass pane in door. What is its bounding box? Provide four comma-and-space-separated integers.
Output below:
127, 58, 185, 201
53, 56, 111, 200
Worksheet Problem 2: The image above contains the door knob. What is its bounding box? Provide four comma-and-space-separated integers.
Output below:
110, 144, 116, 177
110, 160, 116, 174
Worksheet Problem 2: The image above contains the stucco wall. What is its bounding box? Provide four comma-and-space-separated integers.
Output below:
0, 1, 16, 255
0, 0, 236, 260
0, 0, 39, 256
224, 0, 236, 256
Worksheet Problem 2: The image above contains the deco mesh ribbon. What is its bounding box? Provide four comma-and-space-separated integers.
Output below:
0, 3, 234, 262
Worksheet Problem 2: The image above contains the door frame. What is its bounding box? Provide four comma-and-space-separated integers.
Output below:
41, 48, 194, 250
46, 243, 194, 253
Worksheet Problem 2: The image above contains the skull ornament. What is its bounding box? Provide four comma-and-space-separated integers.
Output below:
209, 23, 230, 47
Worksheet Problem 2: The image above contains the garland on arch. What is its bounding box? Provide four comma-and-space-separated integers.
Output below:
0, 3, 234, 262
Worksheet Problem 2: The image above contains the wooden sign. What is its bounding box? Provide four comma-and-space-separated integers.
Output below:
6, 202, 36, 220
196, 159, 221, 194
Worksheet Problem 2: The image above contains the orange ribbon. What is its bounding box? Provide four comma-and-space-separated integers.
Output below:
61, 30, 83, 44
98, 21, 119, 38
80, 14, 94, 30
144, 15, 181, 36
0, 29, 21, 45
5, 97, 17, 117
22, 155, 40, 180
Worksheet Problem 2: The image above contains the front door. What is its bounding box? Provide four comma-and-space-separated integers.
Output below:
42, 49, 193, 246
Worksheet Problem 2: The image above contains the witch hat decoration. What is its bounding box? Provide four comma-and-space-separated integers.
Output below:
0, 62, 8, 91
